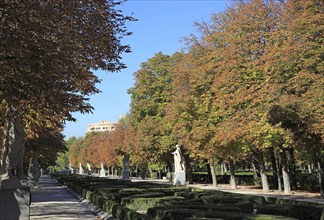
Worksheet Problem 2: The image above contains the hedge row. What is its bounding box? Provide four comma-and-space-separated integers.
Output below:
51, 173, 324, 220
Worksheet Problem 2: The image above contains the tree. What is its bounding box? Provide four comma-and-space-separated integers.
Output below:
0, 0, 133, 180
87, 132, 108, 168
70, 137, 83, 168
128, 52, 176, 169
264, 0, 324, 194
55, 136, 79, 170
166, 47, 220, 185
25, 127, 66, 171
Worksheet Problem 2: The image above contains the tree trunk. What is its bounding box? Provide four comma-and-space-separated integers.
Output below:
277, 157, 283, 192
166, 162, 172, 182
257, 150, 269, 193
251, 154, 261, 186
242, 160, 246, 172
269, 147, 278, 189
209, 159, 218, 187
183, 152, 193, 184
221, 163, 225, 175
222, 163, 227, 174
136, 166, 139, 179
228, 159, 237, 189
280, 149, 291, 194
140, 165, 146, 179
317, 162, 324, 198
206, 161, 212, 183
288, 148, 297, 189
0, 114, 11, 176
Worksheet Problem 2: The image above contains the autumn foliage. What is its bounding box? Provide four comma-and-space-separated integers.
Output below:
69, 0, 323, 195
0, 0, 134, 175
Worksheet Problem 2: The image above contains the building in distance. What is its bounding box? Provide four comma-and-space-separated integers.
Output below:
87, 121, 116, 133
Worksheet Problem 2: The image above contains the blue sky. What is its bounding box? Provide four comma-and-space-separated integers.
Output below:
63, 0, 229, 139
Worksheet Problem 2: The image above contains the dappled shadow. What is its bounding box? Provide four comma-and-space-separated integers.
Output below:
30, 176, 96, 219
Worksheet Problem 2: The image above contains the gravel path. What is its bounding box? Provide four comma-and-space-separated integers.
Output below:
30, 175, 98, 220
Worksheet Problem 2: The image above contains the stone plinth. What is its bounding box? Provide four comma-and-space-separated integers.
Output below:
122, 156, 130, 180
174, 171, 186, 186
0, 187, 30, 220
122, 170, 130, 180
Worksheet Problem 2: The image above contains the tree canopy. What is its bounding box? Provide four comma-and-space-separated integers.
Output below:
0, 0, 134, 123
58, 0, 323, 195
0, 0, 134, 174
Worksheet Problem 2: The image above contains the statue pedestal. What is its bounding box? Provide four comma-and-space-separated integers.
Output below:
99, 169, 106, 177
0, 186, 30, 220
174, 171, 186, 186
122, 170, 130, 180
122, 156, 130, 180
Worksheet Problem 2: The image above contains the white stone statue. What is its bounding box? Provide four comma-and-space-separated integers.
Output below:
172, 145, 185, 172
99, 162, 106, 177
87, 163, 91, 171
172, 144, 186, 186
86, 162, 92, 175
79, 163, 84, 175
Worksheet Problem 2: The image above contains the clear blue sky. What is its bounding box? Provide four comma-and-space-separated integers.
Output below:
63, 0, 229, 139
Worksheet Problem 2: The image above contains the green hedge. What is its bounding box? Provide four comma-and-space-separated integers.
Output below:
148, 206, 251, 220
256, 204, 324, 220
51, 173, 323, 220
246, 214, 298, 220
122, 196, 185, 211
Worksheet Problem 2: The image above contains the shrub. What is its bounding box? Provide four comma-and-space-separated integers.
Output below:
148, 206, 249, 220
85, 190, 94, 200
256, 204, 324, 220
103, 200, 119, 214
51, 173, 322, 220
168, 204, 242, 213
97, 187, 124, 195
246, 214, 298, 220
200, 193, 266, 206
147, 187, 191, 196
296, 174, 320, 192
123, 196, 185, 211
92, 194, 105, 208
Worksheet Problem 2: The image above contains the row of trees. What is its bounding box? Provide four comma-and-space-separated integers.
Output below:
68, 0, 323, 196
0, 1, 133, 181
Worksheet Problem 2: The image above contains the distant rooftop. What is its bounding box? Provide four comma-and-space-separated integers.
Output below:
87, 121, 116, 133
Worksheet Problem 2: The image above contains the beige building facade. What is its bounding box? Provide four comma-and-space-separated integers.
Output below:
87, 121, 116, 133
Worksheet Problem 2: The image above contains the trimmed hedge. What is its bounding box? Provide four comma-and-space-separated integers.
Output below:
122, 196, 185, 211
51, 173, 324, 220
256, 204, 324, 220
246, 214, 298, 220
147, 206, 251, 220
